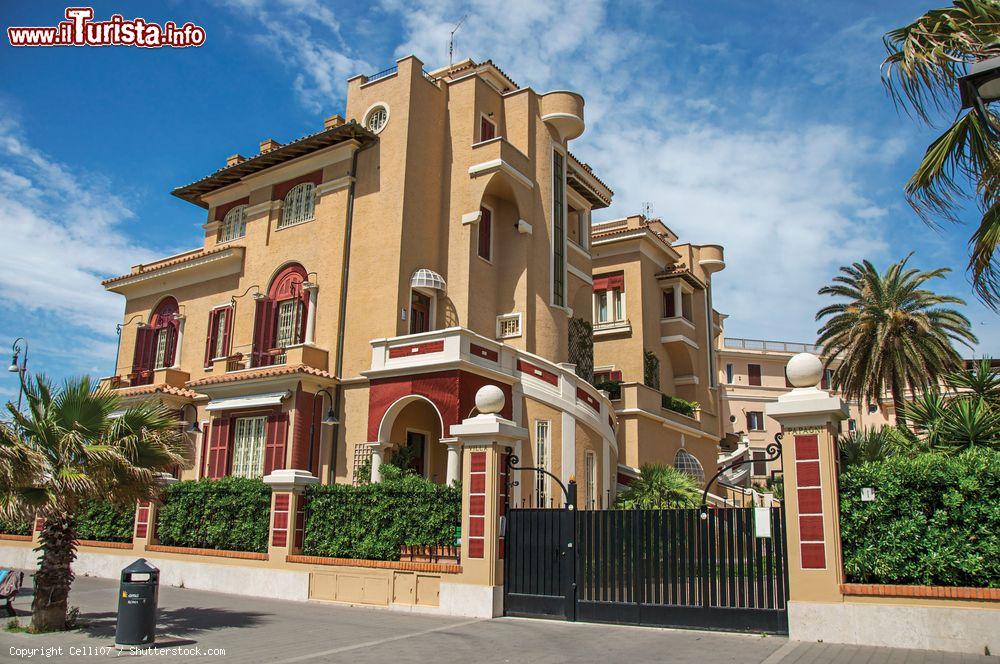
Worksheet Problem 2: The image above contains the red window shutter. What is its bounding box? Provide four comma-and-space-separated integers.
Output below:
264, 409, 289, 475
132, 327, 155, 376
207, 418, 232, 478
204, 309, 219, 368
748, 364, 762, 386
478, 207, 492, 260
480, 117, 496, 141
251, 298, 277, 367
610, 370, 622, 382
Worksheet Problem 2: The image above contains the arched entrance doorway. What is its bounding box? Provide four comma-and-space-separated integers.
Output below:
377, 395, 446, 483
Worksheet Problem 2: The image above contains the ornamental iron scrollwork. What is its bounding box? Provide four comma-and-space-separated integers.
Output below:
699, 432, 783, 516
505, 451, 576, 509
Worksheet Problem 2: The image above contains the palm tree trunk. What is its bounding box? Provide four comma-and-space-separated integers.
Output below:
31, 517, 76, 632
891, 381, 907, 429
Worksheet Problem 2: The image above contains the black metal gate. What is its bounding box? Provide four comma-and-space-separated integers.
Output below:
504, 507, 789, 633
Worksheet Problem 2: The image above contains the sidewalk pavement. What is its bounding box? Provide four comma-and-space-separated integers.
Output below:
0, 573, 992, 663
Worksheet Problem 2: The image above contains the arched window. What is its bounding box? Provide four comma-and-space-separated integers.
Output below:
280, 183, 315, 228
674, 449, 705, 485
131, 297, 179, 384
251, 264, 309, 367
219, 204, 247, 242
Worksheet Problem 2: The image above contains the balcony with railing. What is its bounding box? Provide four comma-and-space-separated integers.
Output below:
722, 337, 823, 354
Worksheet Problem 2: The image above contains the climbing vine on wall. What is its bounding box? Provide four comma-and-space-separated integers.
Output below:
569, 317, 594, 383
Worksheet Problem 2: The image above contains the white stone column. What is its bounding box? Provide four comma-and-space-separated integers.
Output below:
443, 438, 462, 486
672, 284, 682, 317
303, 283, 318, 345
370, 443, 385, 483
172, 315, 185, 368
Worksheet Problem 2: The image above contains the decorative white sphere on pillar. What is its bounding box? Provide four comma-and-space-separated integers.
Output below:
475, 384, 505, 414
786, 352, 824, 388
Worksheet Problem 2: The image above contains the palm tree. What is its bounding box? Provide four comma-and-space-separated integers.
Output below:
838, 427, 901, 468
615, 463, 701, 509
816, 257, 977, 424
0, 375, 185, 632
882, 1, 1000, 306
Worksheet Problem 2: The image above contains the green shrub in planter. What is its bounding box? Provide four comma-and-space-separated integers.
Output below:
156, 477, 271, 553
75, 501, 135, 542
303, 465, 461, 561
839, 448, 1000, 587
0, 517, 31, 536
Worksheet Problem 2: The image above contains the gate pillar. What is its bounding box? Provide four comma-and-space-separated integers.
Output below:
444, 386, 528, 618
765, 353, 848, 622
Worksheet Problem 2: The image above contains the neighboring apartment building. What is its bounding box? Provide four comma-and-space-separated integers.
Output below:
100, 56, 619, 511
717, 335, 897, 481
590, 215, 726, 491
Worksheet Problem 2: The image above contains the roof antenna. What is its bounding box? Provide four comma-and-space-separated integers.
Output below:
449, 14, 467, 70
642, 202, 653, 218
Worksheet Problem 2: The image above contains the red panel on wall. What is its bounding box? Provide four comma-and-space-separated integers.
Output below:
214, 197, 249, 221
801, 542, 826, 569
468, 450, 487, 560
517, 359, 559, 387
271, 492, 291, 548
799, 515, 825, 542
576, 387, 599, 412
273, 170, 322, 201
388, 340, 445, 358
274, 494, 290, 510
469, 516, 485, 537
470, 495, 485, 514
470, 473, 486, 493
798, 488, 823, 514
469, 539, 484, 558
470, 343, 499, 362
471, 453, 486, 473
794, 435, 819, 460
796, 461, 821, 488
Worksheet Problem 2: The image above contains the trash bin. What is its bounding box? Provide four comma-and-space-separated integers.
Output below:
114, 559, 159, 649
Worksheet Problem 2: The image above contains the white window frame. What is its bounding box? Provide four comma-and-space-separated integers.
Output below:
566, 187, 591, 251
592, 288, 625, 324
408, 287, 437, 334
231, 415, 268, 479
496, 312, 522, 339
153, 327, 169, 369
219, 204, 247, 243
534, 420, 550, 508
279, 182, 316, 228
363, 102, 390, 134
747, 411, 765, 431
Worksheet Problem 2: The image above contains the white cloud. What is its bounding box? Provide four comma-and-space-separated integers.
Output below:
0, 115, 168, 374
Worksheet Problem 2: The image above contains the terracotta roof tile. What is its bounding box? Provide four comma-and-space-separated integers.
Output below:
111, 384, 203, 400
102, 246, 233, 286
186, 364, 335, 388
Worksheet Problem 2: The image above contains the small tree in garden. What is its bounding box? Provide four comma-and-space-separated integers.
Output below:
838, 427, 902, 468
0, 375, 185, 632
615, 463, 700, 509
643, 351, 660, 390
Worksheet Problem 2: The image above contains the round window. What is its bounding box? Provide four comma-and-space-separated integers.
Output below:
365, 105, 389, 134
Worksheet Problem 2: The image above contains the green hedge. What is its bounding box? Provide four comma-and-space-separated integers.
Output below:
840, 448, 1000, 587
0, 517, 31, 536
662, 393, 698, 417
302, 466, 461, 561
156, 477, 271, 553
76, 501, 135, 542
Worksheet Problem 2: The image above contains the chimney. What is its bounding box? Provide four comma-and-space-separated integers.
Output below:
323, 114, 344, 130
226, 154, 246, 167
259, 138, 281, 153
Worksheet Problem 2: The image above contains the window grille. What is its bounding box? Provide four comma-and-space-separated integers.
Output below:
496, 313, 522, 339
219, 205, 247, 242
280, 182, 315, 228
212, 309, 229, 359
535, 421, 549, 507
366, 106, 388, 133
232, 416, 267, 478
353, 442, 374, 485
154, 328, 169, 369
674, 449, 705, 484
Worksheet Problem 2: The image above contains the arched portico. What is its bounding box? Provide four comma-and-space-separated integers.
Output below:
372, 394, 447, 483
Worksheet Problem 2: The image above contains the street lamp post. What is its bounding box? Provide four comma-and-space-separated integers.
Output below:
958, 55, 1000, 139
114, 314, 146, 382
7, 338, 28, 412
307, 388, 338, 476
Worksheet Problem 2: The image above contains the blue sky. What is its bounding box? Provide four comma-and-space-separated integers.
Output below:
0, 0, 997, 398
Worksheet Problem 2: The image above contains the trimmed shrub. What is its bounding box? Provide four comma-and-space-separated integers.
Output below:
839, 448, 1000, 587
302, 465, 461, 561
75, 501, 135, 542
0, 517, 31, 536
156, 477, 271, 553
662, 393, 698, 417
